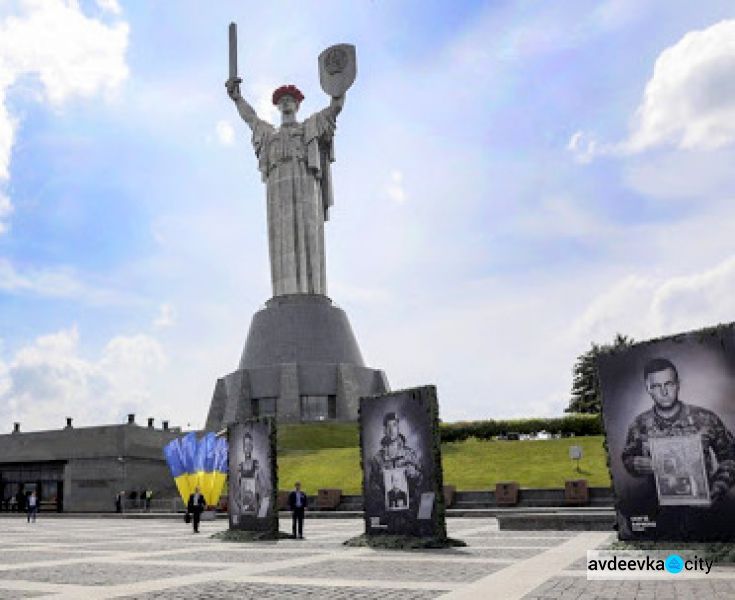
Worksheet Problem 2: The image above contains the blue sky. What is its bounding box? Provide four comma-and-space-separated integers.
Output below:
2, 0, 735, 431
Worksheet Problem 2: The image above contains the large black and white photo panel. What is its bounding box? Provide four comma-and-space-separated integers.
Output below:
228, 418, 277, 534
598, 324, 735, 541
360, 386, 446, 538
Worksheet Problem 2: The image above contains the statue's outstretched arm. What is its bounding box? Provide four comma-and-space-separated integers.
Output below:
236, 99, 258, 125
225, 80, 259, 128
329, 94, 345, 116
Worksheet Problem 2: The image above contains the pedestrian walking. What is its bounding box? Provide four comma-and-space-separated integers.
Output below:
187, 486, 206, 533
115, 490, 125, 513
288, 481, 308, 539
27, 491, 38, 523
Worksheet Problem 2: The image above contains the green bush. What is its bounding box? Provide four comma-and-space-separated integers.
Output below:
439, 414, 603, 442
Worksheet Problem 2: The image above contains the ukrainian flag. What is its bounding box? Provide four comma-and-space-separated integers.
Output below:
180, 431, 199, 496
202, 432, 218, 505
163, 432, 228, 508
194, 432, 217, 505
212, 436, 229, 505
163, 438, 190, 503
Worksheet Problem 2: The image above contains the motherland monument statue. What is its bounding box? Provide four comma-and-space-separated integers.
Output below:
224, 33, 353, 296
205, 24, 388, 427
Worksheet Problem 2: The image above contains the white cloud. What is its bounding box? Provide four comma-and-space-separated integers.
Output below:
628, 19, 735, 152
0, 259, 86, 296
386, 170, 406, 204
0, 0, 129, 228
570, 19, 735, 161
0, 0, 129, 106
153, 303, 177, 329
567, 130, 607, 164
215, 120, 235, 145
0, 258, 142, 305
0, 327, 167, 431
572, 255, 735, 344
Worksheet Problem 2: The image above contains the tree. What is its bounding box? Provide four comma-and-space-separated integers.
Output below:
565, 334, 634, 414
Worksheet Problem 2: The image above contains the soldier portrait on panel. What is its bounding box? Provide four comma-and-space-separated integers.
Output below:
369, 412, 423, 512
360, 387, 445, 538
621, 357, 735, 506
228, 420, 276, 532
598, 330, 735, 541
233, 431, 265, 516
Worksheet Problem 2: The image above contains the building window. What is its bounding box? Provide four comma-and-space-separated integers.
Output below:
251, 397, 277, 418
300, 395, 337, 421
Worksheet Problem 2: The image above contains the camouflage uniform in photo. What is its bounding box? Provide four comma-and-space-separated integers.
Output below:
369, 434, 423, 511
235, 457, 263, 515
620, 401, 735, 540
622, 402, 735, 491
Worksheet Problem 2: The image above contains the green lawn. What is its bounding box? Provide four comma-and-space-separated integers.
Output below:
277, 424, 610, 494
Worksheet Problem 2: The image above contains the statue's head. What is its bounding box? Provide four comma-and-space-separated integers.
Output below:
273, 84, 304, 119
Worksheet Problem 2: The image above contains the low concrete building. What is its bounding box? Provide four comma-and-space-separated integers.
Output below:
0, 416, 181, 512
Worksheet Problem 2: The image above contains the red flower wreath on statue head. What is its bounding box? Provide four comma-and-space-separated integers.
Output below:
272, 84, 305, 105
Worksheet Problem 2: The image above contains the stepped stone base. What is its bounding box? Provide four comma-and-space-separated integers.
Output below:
205, 294, 389, 428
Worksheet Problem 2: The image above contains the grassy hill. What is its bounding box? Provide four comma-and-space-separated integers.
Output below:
277, 423, 610, 494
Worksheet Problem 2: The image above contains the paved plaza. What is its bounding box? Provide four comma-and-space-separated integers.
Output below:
1, 517, 734, 599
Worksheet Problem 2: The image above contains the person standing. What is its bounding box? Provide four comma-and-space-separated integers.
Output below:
187, 486, 206, 534
288, 481, 308, 539
115, 490, 125, 513
26, 491, 38, 523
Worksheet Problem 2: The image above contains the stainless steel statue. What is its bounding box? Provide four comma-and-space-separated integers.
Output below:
225, 24, 356, 297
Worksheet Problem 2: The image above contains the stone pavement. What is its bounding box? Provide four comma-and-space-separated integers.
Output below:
0, 517, 734, 599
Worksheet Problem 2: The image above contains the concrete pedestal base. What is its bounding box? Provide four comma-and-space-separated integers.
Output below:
206, 294, 388, 427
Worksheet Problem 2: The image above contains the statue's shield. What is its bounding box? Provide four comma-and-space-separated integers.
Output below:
319, 44, 357, 97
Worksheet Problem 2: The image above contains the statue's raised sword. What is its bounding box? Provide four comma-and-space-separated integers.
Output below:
227, 22, 242, 91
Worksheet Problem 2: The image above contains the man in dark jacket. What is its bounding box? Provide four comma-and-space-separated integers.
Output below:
288, 481, 308, 539
187, 486, 206, 533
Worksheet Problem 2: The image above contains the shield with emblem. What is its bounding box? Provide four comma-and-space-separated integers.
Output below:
319, 44, 357, 97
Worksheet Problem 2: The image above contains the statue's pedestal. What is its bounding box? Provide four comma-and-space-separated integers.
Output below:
206, 294, 389, 427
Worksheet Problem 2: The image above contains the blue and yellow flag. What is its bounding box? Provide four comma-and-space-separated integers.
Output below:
195, 432, 217, 504
163, 438, 190, 503
212, 436, 229, 505
180, 431, 199, 496
163, 432, 228, 507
